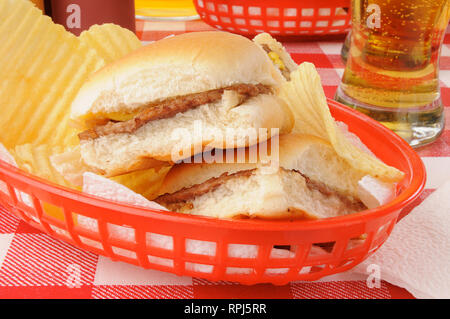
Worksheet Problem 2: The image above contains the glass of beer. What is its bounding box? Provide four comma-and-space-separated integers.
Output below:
335, 0, 450, 147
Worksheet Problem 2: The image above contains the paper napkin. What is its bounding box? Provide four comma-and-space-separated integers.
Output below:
351, 180, 450, 299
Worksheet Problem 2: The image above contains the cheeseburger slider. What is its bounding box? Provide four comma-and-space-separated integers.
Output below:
70, 31, 294, 177
154, 134, 393, 220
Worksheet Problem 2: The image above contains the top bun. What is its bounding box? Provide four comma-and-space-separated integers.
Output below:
71, 31, 284, 119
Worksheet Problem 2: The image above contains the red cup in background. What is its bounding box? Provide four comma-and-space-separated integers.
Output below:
49, 0, 136, 36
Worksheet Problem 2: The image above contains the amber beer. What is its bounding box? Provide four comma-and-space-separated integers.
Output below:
335, 0, 449, 147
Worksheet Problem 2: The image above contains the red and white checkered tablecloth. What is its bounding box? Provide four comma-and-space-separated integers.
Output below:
0, 19, 449, 300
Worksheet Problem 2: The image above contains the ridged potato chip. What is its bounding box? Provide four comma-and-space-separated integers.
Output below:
110, 166, 171, 200
279, 63, 404, 182
0, 0, 106, 150
79, 23, 142, 65
0, 0, 145, 193
50, 146, 170, 200
11, 144, 76, 189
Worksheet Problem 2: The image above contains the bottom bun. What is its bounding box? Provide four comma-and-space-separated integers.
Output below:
156, 168, 366, 220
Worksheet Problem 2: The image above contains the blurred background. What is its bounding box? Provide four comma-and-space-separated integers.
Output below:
33, 0, 352, 39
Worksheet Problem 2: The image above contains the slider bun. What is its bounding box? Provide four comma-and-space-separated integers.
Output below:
158, 169, 363, 220
71, 31, 284, 119
79, 94, 294, 177
157, 133, 366, 200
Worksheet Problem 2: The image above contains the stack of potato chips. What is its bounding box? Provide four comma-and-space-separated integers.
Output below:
0, 0, 167, 198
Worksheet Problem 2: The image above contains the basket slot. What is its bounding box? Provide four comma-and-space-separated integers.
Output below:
338, 233, 377, 271
145, 232, 174, 252
185, 262, 214, 275
31, 196, 55, 236
283, 21, 296, 28
301, 8, 315, 17
231, 5, 244, 16
250, 19, 263, 27
147, 254, 174, 269
316, 20, 329, 27
331, 19, 347, 27
283, 7, 297, 17
76, 213, 99, 233
306, 242, 336, 263
234, 18, 245, 25
353, 232, 376, 254
185, 238, 217, 256
335, 7, 349, 16
108, 223, 136, 243
0, 178, 8, 196
369, 218, 397, 253
284, 243, 311, 277
330, 237, 350, 258
249, 6, 261, 16
14, 189, 33, 209
6, 184, 18, 206
182, 238, 222, 277
270, 245, 296, 259
227, 243, 258, 259
309, 263, 329, 274
111, 246, 136, 259
10, 190, 39, 225
62, 208, 83, 246
319, 8, 331, 16
46, 225, 69, 239
266, 7, 280, 17
344, 234, 368, 253
225, 266, 253, 276
97, 218, 116, 260
264, 267, 289, 276
337, 258, 356, 268
79, 235, 104, 251
217, 3, 228, 13
300, 21, 313, 28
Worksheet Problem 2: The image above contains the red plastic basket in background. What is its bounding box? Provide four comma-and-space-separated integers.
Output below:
193, 0, 351, 37
0, 99, 425, 285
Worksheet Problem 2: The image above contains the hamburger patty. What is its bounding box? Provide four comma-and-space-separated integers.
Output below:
156, 169, 256, 205
78, 84, 272, 141
155, 169, 366, 214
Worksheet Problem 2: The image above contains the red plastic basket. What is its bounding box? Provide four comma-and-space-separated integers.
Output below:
193, 0, 351, 37
0, 99, 425, 285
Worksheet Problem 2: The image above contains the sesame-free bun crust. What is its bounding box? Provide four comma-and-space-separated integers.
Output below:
71, 31, 284, 119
